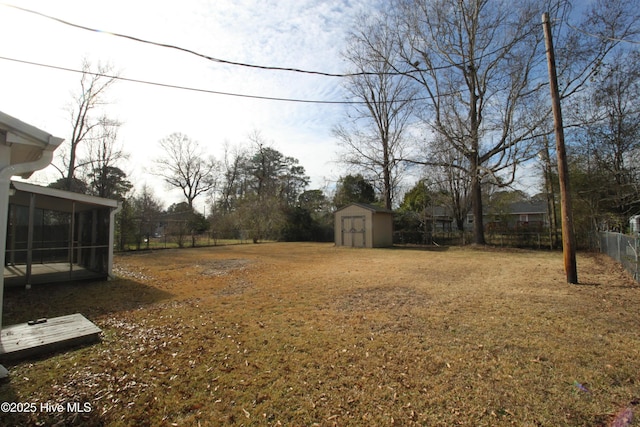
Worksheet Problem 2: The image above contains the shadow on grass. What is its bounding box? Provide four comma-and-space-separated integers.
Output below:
390, 244, 451, 252
0, 278, 173, 426
2, 278, 174, 325
0, 379, 105, 427
0, 382, 29, 427
573, 281, 603, 287
0, 368, 106, 427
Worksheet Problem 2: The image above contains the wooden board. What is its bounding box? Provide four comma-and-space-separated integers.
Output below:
0, 313, 101, 362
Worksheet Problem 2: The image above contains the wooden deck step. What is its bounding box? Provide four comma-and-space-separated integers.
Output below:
0, 313, 101, 362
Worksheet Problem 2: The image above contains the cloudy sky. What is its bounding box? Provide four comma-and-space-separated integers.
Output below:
0, 0, 381, 208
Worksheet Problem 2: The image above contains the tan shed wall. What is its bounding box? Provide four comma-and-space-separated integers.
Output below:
372, 212, 393, 247
335, 204, 393, 248
335, 205, 373, 248
336, 205, 373, 219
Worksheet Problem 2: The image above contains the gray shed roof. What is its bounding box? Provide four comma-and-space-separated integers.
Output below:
335, 203, 394, 214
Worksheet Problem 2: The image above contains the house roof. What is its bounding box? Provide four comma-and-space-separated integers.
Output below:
335, 203, 394, 214
509, 201, 547, 214
467, 201, 548, 218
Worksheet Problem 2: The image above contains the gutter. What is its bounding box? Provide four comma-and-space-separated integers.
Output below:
0, 136, 63, 327
0, 115, 63, 378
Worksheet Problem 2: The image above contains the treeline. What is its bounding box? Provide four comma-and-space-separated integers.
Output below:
43, 1, 640, 250
115, 140, 331, 248
332, 0, 640, 247
100, 130, 394, 249
114, 145, 388, 249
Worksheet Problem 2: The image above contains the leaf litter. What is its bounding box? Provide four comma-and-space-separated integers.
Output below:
0, 243, 639, 426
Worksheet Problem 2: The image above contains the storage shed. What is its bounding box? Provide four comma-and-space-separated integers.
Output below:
335, 203, 394, 248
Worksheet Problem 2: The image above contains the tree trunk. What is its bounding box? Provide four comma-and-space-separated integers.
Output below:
66, 148, 76, 191
382, 137, 392, 210
470, 156, 486, 245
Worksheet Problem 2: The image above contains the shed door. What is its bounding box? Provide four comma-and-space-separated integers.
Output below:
341, 216, 366, 247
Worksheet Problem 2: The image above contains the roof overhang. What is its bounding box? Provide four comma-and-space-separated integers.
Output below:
10, 181, 118, 213
0, 110, 66, 344
0, 111, 64, 179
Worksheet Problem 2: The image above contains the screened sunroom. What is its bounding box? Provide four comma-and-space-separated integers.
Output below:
4, 181, 120, 286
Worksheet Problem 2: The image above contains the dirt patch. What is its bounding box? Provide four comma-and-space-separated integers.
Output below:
336, 285, 428, 311
215, 278, 253, 296
2, 243, 639, 427
196, 258, 252, 277
111, 264, 155, 281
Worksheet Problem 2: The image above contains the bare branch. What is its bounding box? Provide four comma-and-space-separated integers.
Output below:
152, 133, 218, 208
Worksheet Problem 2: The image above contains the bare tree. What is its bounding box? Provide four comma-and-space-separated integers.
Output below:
335, 13, 417, 210
554, 0, 640, 100
428, 139, 472, 232
132, 184, 164, 249
218, 142, 247, 213
56, 59, 118, 191
152, 133, 218, 209
567, 49, 640, 229
85, 116, 131, 199
236, 132, 309, 242
582, 50, 640, 186
385, 0, 568, 244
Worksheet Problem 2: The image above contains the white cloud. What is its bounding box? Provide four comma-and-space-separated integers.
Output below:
0, 0, 378, 208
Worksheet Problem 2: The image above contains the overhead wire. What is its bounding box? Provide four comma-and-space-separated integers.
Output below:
0, 2, 532, 78
0, 2, 379, 78
0, 56, 359, 104
0, 2, 430, 104
4, 2, 630, 79
566, 23, 640, 45
1, 2, 621, 106
0, 55, 445, 105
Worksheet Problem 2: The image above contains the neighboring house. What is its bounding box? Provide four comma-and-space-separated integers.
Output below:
630, 215, 640, 235
335, 203, 394, 248
5, 181, 120, 286
394, 205, 456, 245
467, 201, 549, 232
427, 206, 455, 232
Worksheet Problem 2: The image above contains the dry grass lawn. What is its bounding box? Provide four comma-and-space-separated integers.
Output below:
1, 242, 639, 426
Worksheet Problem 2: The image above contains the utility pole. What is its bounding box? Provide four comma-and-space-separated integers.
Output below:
540, 136, 559, 250
542, 12, 578, 284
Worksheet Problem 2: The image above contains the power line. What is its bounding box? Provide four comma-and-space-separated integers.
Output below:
0, 55, 360, 104
566, 23, 640, 45
0, 2, 518, 78
1, 55, 434, 105
8, 0, 633, 84
5, 3, 597, 105
0, 2, 370, 78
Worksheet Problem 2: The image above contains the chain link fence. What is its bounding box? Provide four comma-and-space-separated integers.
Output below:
599, 231, 639, 281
